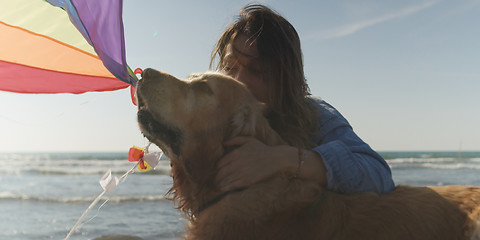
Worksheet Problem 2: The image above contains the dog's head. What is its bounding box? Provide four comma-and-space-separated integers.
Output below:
136, 68, 284, 210
136, 68, 273, 159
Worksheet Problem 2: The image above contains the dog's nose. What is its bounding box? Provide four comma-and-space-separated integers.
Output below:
141, 68, 154, 79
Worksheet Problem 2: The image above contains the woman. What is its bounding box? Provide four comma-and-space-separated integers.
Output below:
211, 4, 394, 194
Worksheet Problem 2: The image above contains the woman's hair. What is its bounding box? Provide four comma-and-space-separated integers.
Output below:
210, 4, 317, 147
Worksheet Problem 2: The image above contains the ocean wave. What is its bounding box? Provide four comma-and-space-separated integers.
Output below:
0, 191, 170, 203
386, 156, 480, 171
0, 152, 129, 162
1, 159, 134, 168
380, 151, 480, 160
468, 158, 480, 163
0, 160, 172, 176
420, 163, 480, 170
0, 161, 132, 171
386, 157, 456, 164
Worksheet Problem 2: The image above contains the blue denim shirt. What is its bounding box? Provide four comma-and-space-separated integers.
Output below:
308, 97, 395, 194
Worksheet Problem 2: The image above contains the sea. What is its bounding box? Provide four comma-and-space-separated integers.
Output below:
1, 151, 480, 240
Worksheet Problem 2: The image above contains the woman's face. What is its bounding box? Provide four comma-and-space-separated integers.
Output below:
221, 34, 269, 104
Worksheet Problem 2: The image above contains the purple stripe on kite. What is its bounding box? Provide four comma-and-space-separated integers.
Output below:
46, 0, 137, 86
71, 0, 134, 86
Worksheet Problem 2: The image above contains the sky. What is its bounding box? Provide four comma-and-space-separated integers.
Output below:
0, 0, 479, 152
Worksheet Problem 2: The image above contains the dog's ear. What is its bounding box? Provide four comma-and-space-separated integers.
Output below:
228, 99, 285, 145
229, 100, 262, 138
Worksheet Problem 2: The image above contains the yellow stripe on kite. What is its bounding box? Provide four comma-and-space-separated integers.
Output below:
0, 0, 95, 55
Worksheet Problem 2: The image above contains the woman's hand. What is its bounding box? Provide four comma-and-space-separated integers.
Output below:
215, 136, 289, 192
215, 136, 328, 193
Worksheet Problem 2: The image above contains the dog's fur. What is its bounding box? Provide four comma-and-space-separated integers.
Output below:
136, 68, 480, 240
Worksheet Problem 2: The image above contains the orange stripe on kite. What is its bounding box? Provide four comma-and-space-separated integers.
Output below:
0, 21, 113, 78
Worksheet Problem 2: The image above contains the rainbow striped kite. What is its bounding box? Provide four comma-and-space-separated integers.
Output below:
0, 0, 137, 94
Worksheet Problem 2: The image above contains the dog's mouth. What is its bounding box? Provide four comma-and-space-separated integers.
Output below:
135, 81, 148, 113
136, 85, 183, 158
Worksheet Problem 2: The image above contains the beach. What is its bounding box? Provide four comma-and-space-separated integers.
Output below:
1, 151, 480, 239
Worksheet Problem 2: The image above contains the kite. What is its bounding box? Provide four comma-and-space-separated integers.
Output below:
0, 0, 137, 94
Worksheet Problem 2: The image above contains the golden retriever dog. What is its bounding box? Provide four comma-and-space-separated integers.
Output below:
136, 68, 480, 240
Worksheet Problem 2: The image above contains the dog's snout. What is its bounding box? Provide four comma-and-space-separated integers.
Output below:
137, 68, 175, 86
142, 68, 153, 79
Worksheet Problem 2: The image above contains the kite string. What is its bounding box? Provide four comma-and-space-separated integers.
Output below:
64, 162, 140, 240
80, 198, 110, 228
64, 191, 106, 240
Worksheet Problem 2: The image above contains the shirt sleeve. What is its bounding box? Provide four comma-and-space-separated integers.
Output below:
309, 98, 395, 194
